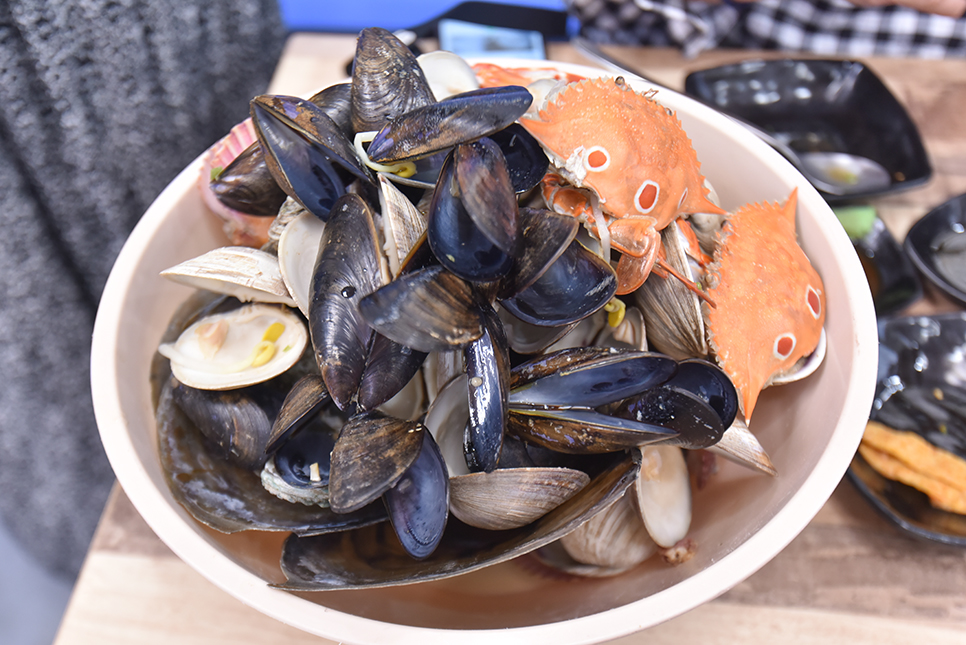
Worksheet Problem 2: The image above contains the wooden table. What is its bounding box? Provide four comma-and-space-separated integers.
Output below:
55, 33, 966, 644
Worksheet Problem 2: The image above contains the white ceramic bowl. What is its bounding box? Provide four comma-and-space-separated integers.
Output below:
91, 60, 878, 644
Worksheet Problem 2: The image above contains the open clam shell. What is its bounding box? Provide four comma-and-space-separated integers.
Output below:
636, 445, 691, 548
560, 490, 657, 570
158, 303, 308, 391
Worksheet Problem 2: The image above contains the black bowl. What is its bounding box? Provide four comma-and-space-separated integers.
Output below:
684, 59, 931, 203
847, 313, 966, 546
904, 192, 966, 308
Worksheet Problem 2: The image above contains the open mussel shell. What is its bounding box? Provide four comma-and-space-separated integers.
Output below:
366, 86, 533, 164
261, 415, 338, 507
424, 373, 473, 477
276, 451, 639, 590
603, 386, 724, 450
266, 373, 330, 453
157, 376, 387, 535
560, 490, 657, 570
489, 123, 549, 194
328, 411, 426, 514
462, 305, 510, 473
509, 348, 678, 409
497, 305, 577, 355
636, 445, 691, 548
157, 303, 308, 391
663, 359, 739, 430
351, 27, 436, 133
209, 141, 287, 218
160, 246, 296, 307
309, 193, 387, 409
383, 430, 450, 559
449, 467, 590, 530
359, 266, 484, 353
251, 95, 373, 221
498, 207, 578, 300
507, 407, 678, 454
428, 149, 513, 282
500, 239, 617, 327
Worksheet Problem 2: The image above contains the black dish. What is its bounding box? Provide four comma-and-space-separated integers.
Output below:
685, 59, 931, 203
904, 192, 966, 308
837, 208, 922, 315
846, 313, 966, 546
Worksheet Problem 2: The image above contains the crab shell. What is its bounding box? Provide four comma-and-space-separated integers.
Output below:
519, 77, 724, 230
704, 189, 826, 421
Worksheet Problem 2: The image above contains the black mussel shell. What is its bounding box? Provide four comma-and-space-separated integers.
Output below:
509, 348, 677, 409
497, 304, 577, 355
351, 27, 436, 133
251, 95, 373, 221
507, 406, 677, 454
500, 240, 616, 327
498, 207, 578, 300
357, 333, 428, 411
170, 378, 286, 470
366, 86, 533, 164
157, 376, 387, 535
384, 430, 450, 559
276, 452, 638, 589
273, 416, 338, 490
603, 387, 725, 450
210, 141, 287, 217
490, 123, 549, 194
308, 83, 355, 140
310, 193, 386, 410
428, 150, 513, 282
359, 266, 485, 353
663, 359, 739, 430
266, 373, 331, 454
455, 139, 520, 255
463, 305, 509, 473
329, 411, 426, 514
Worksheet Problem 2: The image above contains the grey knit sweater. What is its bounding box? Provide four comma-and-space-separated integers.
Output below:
0, 1, 286, 578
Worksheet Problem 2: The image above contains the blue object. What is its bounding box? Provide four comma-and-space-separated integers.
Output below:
279, 0, 567, 33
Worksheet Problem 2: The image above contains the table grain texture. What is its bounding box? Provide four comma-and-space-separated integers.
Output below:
54, 33, 966, 644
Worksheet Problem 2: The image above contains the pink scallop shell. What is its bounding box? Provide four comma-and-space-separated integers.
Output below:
198, 118, 275, 248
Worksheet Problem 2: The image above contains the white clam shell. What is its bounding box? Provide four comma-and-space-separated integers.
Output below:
417, 50, 480, 100
560, 491, 656, 570
635, 445, 692, 548
160, 246, 296, 307
277, 211, 326, 317
158, 304, 307, 390
449, 467, 590, 531
711, 416, 778, 476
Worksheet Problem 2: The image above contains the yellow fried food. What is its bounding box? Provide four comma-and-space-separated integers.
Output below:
858, 443, 966, 514
862, 420, 966, 491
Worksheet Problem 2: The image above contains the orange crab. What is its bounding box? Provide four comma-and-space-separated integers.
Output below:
514, 76, 726, 294
704, 189, 826, 422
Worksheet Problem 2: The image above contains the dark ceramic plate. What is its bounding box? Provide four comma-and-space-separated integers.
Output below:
904, 192, 966, 308
847, 313, 966, 546
684, 59, 931, 203
836, 206, 922, 315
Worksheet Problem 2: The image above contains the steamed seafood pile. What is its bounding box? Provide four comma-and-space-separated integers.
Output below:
154, 28, 827, 589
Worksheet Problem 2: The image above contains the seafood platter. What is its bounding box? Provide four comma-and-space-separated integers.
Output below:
90, 29, 877, 644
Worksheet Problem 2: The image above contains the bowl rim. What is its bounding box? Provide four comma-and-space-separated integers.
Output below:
90, 58, 879, 644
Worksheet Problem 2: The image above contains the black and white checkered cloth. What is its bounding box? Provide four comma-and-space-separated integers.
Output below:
569, 0, 966, 57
